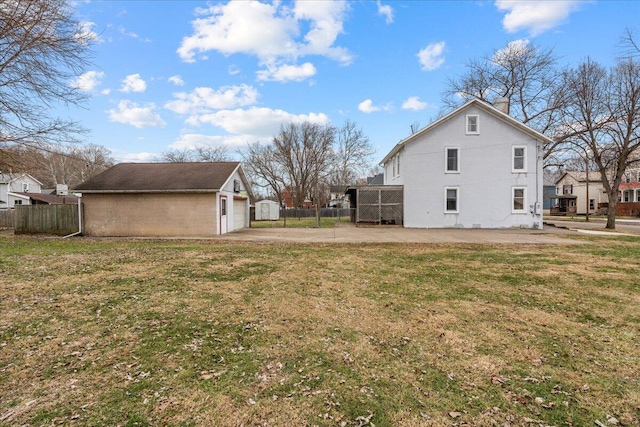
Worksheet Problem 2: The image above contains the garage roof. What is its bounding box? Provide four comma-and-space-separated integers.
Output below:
75, 162, 242, 193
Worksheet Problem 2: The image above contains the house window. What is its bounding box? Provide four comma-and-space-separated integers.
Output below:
512, 187, 526, 213
512, 146, 526, 172
590, 199, 595, 210
466, 115, 479, 134
563, 184, 573, 195
623, 190, 631, 202
625, 173, 631, 183
637, 171, 640, 182
391, 154, 400, 178
445, 187, 459, 213
14, 200, 22, 205
445, 148, 459, 173
22, 183, 29, 192
636, 190, 640, 202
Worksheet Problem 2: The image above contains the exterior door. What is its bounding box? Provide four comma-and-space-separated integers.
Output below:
261, 203, 269, 220
219, 195, 228, 234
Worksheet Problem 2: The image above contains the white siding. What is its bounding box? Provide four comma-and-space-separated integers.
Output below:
384, 104, 543, 229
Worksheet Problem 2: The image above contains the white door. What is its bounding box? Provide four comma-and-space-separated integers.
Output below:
219, 196, 228, 234
261, 203, 269, 220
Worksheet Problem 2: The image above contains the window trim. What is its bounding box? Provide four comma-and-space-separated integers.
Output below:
512, 146, 527, 173
512, 186, 527, 214
466, 115, 479, 135
444, 186, 459, 213
445, 147, 459, 173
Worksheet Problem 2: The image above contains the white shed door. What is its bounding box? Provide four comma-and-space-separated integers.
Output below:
233, 199, 245, 230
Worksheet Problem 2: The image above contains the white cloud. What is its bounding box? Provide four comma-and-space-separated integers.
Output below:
358, 99, 392, 114
177, 0, 351, 73
228, 65, 241, 75
256, 62, 317, 82
76, 21, 102, 45
164, 84, 259, 115
108, 100, 166, 128
188, 107, 330, 138
402, 96, 428, 111
72, 70, 105, 92
377, 1, 393, 24
168, 75, 185, 86
101, 88, 111, 95
111, 151, 158, 163
120, 74, 147, 93
358, 99, 380, 114
495, 0, 584, 36
119, 26, 139, 39
417, 41, 446, 71
170, 133, 248, 149
493, 39, 531, 65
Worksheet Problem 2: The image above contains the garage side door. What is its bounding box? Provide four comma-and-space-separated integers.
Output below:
233, 199, 246, 231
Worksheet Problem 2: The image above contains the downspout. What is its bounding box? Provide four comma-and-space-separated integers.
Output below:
62, 196, 82, 238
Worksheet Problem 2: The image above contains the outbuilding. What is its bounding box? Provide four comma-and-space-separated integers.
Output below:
254, 200, 280, 221
74, 162, 252, 237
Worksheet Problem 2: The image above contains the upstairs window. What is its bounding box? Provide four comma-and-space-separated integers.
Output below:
445, 148, 459, 173
512, 146, 526, 172
22, 183, 29, 192
466, 115, 479, 134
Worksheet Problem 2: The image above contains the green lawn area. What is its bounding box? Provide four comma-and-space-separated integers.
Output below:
251, 216, 351, 228
1, 233, 639, 426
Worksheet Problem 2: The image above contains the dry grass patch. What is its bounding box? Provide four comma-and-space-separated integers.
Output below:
1, 235, 639, 426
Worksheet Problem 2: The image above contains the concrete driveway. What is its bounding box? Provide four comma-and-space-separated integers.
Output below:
221, 222, 592, 244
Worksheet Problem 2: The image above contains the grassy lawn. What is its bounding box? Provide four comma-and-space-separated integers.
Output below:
251, 216, 351, 228
1, 233, 639, 426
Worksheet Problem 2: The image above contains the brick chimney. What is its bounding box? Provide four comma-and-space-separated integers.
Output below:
493, 97, 510, 115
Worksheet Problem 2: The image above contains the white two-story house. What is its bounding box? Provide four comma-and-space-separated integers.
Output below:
380, 98, 550, 229
0, 172, 43, 209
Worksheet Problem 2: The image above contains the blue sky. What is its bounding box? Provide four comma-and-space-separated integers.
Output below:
68, 0, 639, 165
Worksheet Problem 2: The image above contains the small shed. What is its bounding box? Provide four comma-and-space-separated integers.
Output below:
255, 200, 280, 220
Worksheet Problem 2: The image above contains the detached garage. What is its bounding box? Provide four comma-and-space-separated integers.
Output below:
74, 162, 253, 237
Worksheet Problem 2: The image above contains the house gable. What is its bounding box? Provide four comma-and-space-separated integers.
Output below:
379, 99, 547, 229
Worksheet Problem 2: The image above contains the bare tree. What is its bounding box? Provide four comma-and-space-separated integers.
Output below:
0, 0, 93, 148
619, 27, 640, 58
273, 122, 335, 226
160, 145, 230, 163
4, 142, 113, 187
442, 40, 566, 158
561, 58, 640, 229
330, 120, 375, 186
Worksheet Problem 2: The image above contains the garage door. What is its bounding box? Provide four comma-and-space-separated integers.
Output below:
233, 199, 246, 231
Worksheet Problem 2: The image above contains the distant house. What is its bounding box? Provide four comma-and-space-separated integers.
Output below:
551, 171, 606, 216
617, 166, 640, 216
378, 98, 549, 229
0, 172, 43, 209
74, 162, 252, 237
328, 185, 350, 209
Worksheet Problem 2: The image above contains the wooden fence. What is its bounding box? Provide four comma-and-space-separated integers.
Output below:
14, 204, 80, 235
0, 210, 14, 228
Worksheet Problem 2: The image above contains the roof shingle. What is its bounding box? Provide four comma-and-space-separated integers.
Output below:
74, 162, 240, 192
